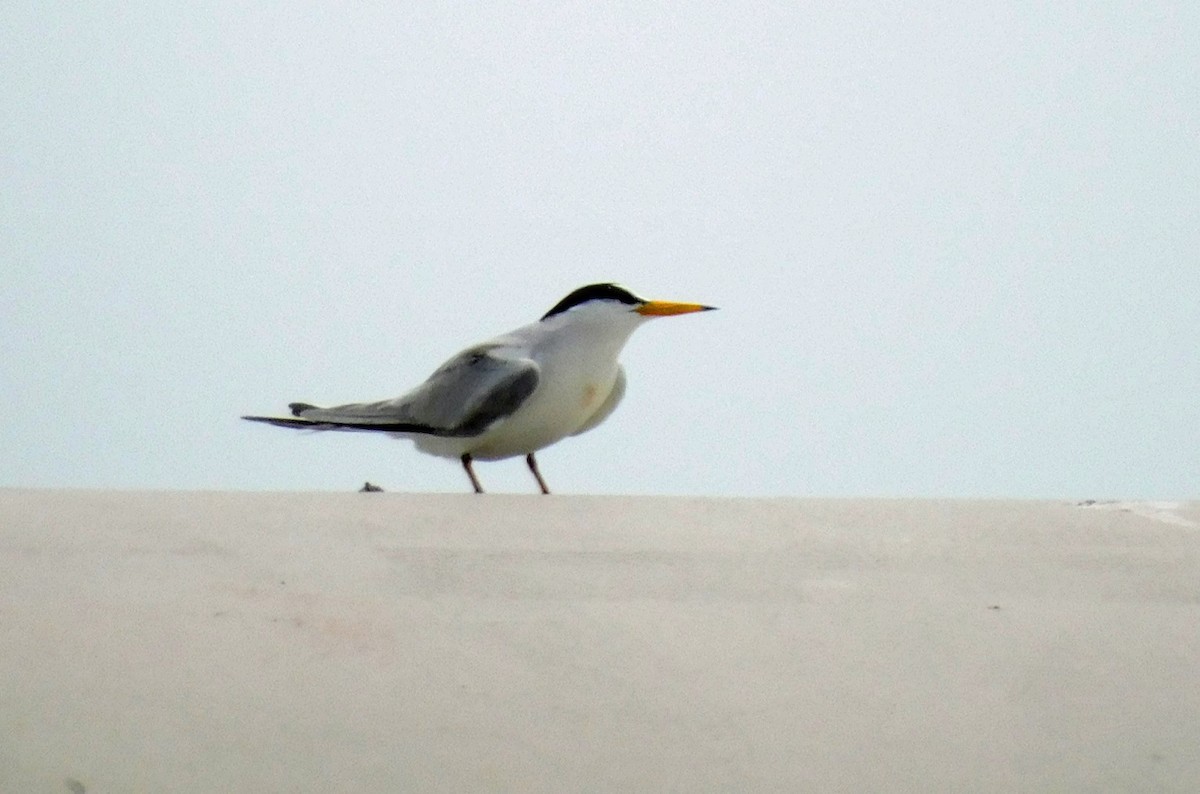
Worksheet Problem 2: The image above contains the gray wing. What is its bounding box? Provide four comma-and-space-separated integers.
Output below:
571, 365, 626, 437
243, 345, 540, 437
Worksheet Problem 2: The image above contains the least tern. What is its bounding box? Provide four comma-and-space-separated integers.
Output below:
243, 283, 715, 494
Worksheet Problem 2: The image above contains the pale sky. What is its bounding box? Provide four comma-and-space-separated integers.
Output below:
3, 2, 1197, 497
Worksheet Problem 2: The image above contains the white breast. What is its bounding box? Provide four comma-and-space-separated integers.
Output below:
414, 304, 644, 461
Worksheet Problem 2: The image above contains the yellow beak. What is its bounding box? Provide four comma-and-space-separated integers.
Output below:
635, 301, 717, 317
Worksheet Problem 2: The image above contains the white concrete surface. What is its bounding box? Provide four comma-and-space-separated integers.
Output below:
2, 490, 1198, 792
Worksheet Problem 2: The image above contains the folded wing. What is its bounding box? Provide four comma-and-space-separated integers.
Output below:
243, 346, 540, 438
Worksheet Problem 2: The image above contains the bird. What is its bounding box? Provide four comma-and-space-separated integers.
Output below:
243, 283, 715, 494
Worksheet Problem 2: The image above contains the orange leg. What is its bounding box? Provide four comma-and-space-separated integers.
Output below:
526, 453, 551, 495
460, 453, 484, 494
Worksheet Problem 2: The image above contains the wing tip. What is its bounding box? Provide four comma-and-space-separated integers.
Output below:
288, 402, 317, 417
242, 414, 314, 429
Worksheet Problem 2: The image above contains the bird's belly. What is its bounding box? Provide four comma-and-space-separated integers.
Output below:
465, 370, 614, 460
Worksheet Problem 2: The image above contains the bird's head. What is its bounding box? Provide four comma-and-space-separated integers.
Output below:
540, 283, 716, 324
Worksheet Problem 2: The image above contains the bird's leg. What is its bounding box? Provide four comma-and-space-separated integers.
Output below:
526, 453, 551, 495
460, 453, 484, 494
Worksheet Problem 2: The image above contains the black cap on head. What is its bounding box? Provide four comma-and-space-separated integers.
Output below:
541, 283, 644, 320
